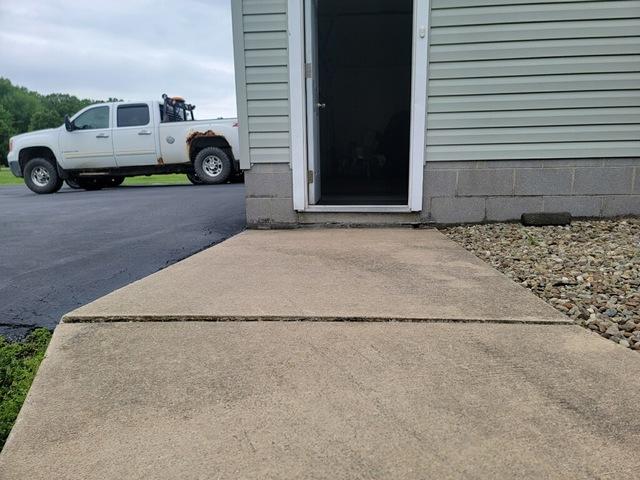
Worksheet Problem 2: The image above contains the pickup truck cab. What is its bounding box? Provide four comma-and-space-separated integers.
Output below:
7, 95, 241, 193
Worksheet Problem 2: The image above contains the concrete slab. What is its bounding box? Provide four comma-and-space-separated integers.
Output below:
2, 322, 640, 479
64, 229, 567, 324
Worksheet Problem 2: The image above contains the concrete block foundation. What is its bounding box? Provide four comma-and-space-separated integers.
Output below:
243, 159, 640, 227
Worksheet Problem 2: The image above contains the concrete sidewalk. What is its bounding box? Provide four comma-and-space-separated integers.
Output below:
64, 229, 567, 324
3, 228, 640, 479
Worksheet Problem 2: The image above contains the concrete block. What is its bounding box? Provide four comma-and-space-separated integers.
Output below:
430, 197, 485, 224
606, 158, 640, 167
457, 169, 513, 196
634, 168, 640, 194
478, 160, 543, 169
270, 197, 298, 224
246, 163, 291, 174
541, 159, 603, 168
543, 196, 602, 218
423, 170, 457, 198
573, 167, 633, 195
514, 168, 573, 196
245, 172, 293, 198
425, 161, 475, 170
246, 197, 272, 225
486, 197, 543, 222
601, 195, 640, 217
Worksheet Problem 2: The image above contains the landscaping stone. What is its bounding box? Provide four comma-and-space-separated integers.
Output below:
445, 219, 640, 350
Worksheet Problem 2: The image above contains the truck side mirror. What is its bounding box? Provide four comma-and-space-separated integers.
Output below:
64, 115, 75, 132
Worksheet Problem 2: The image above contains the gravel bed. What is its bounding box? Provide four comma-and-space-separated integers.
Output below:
444, 219, 640, 350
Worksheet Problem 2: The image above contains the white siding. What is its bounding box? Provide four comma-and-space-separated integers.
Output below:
426, 0, 640, 161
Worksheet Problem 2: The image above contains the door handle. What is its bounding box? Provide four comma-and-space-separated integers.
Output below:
96, 133, 109, 138
138, 130, 152, 135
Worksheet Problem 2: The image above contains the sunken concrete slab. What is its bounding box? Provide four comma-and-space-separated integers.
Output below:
2, 322, 640, 479
64, 229, 567, 324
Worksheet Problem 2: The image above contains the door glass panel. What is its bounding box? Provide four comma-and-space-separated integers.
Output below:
117, 104, 150, 127
74, 106, 109, 130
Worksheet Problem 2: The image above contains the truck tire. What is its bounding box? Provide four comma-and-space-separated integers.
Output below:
193, 147, 232, 184
24, 158, 64, 194
76, 177, 104, 191
187, 172, 205, 185
65, 178, 82, 189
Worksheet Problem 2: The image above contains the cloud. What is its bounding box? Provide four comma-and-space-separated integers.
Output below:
0, 0, 237, 118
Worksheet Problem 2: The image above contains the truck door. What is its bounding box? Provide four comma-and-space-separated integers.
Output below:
112, 103, 158, 167
60, 105, 116, 169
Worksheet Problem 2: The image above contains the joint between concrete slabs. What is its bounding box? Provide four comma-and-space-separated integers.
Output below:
61, 316, 575, 326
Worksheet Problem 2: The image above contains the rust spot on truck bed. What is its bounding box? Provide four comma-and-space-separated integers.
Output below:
186, 130, 218, 146
157, 157, 164, 165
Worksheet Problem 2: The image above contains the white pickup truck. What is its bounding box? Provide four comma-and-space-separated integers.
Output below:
6, 95, 241, 193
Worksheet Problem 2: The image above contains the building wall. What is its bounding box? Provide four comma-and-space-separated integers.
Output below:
426, 0, 640, 162
423, 158, 640, 223
234, 0, 640, 226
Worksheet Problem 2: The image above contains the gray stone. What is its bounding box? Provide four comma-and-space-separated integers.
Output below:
621, 320, 636, 332
486, 197, 544, 222
457, 169, 514, 196
423, 169, 457, 198
430, 197, 485, 224
634, 167, 640, 194
605, 324, 620, 337
601, 195, 640, 217
543, 196, 602, 218
514, 168, 573, 196
573, 167, 634, 195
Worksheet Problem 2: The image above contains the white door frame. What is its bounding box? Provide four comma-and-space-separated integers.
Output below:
288, 0, 429, 212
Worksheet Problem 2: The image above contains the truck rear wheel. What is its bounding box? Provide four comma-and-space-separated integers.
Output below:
193, 147, 232, 184
187, 172, 205, 185
24, 158, 64, 194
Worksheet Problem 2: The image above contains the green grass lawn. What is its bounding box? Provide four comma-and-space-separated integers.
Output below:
123, 174, 190, 186
0, 329, 51, 449
1, 167, 191, 187
0, 168, 22, 185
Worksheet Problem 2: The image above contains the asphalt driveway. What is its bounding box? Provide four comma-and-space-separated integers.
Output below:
0, 183, 245, 338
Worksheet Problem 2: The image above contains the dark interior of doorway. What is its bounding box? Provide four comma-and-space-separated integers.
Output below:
317, 0, 413, 205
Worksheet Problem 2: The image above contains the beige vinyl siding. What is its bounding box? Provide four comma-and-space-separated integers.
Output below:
427, 0, 640, 161
242, 0, 290, 164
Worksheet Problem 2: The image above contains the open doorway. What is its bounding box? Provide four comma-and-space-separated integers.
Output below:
306, 0, 413, 206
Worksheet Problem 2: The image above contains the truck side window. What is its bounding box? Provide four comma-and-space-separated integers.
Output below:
117, 104, 150, 127
74, 106, 109, 130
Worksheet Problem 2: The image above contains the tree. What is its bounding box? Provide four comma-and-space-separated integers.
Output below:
0, 104, 15, 166
28, 109, 63, 131
0, 77, 108, 166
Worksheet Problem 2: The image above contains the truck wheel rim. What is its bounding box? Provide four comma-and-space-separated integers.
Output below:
31, 166, 51, 187
202, 155, 223, 177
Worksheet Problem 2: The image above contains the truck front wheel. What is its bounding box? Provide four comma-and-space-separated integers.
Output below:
24, 158, 64, 194
193, 147, 232, 184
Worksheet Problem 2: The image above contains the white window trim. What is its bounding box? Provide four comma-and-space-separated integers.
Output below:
288, 0, 429, 212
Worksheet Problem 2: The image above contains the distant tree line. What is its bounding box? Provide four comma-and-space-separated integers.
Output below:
0, 78, 117, 165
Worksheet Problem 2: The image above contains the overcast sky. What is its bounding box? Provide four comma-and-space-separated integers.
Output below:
0, 0, 237, 118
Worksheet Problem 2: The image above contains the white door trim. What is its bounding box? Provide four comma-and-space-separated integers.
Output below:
288, 0, 308, 211
288, 0, 429, 212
